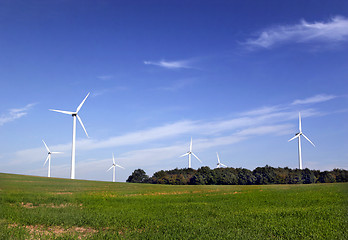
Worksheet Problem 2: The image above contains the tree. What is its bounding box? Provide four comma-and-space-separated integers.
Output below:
126, 169, 149, 183
331, 169, 348, 182
127, 166, 347, 185
237, 168, 256, 185
253, 165, 276, 184
302, 168, 316, 184
318, 171, 336, 183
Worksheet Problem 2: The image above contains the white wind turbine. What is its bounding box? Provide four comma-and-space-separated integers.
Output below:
107, 153, 125, 182
288, 112, 315, 170
179, 137, 202, 168
49, 93, 90, 179
216, 152, 227, 168
42, 140, 63, 178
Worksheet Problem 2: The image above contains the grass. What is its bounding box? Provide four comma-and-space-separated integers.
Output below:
0, 173, 347, 239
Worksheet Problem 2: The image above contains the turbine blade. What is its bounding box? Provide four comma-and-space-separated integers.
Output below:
179, 153, 189, 158
190, 137, 193, 152
302, 133, 315, 147
106, 165, 114, 172
43, 155, 49, 166
76, 92, 90, 113
51, 152, 63, 154
192, 152, 202, 163
77, 115, 89, 138
49, 109, 74, 115
116, 164, 125, 169
42, 140, 50, 152
112, 153, 115, 165
288, 135, 299, 142
299, 112, 302, 132
216, 152, 220, 164
221, 163, 228, 167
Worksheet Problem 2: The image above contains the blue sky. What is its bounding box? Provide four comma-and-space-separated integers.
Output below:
0, 0, 347, 182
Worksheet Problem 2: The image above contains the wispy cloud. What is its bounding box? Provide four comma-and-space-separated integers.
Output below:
240, 105, 284, 116
51, 123, 293, 172
144, 59, 193, 69
11, 102, 321, 166
244, 16, 348, 49
6, 93, 340, 178
291, 94, 337, 105
0, 103, 36, 127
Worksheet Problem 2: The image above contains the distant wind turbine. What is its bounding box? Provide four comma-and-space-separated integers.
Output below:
49, 93, 90, 179
179, 137, 202, 168
107, 153, 125, 182
288, 112, 315, 170
216, 152, 227, 168
42, 140, 62, 178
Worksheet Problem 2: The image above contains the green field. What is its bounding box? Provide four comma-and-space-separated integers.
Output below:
0, 173, 347, 239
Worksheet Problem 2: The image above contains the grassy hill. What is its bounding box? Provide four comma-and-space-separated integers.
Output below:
0, 173, 347, 239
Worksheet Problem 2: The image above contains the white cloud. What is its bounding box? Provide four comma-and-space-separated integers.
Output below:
244, 16, 348, 49
80, 124, 292, 171
144, 59, 193, 69
10, 102, 321, 166
240, 106, 284, 116
0, 103, 36, 126
5, 93, 340, 180
291, 94, 337, 105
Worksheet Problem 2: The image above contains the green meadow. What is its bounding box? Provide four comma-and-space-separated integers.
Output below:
0, 173, 347, 239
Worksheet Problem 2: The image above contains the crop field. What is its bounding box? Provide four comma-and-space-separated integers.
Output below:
0, 173, 347, 239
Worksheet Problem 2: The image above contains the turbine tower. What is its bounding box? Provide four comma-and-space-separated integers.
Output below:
107, 153, 125, 182
49, 93, 90, 179
288, 112, 315, 169
179, 137, 202, 168
216, 152, 227, 168
42, 140, 62, 177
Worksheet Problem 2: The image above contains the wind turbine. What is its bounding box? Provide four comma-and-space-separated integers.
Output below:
107, 153, 125, 182
216, 152, 227, 168
49, 92, 90, 179
288, 112, 315, 170
179, 137, 202, 168
42, 140, 62, 178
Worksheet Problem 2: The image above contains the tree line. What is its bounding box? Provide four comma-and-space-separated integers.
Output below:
126, 166, 347, 185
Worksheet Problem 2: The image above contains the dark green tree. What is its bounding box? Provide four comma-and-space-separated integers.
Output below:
318, 171, 336, 183
302, 168, 316, 184
130, 166, 347, 185
331, 169, 348, 182
126, 169, 149, 183
237, 168, 256, 185
253, 165, 276, 184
